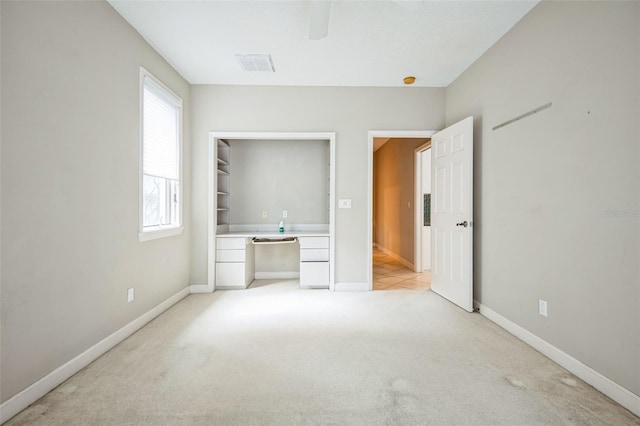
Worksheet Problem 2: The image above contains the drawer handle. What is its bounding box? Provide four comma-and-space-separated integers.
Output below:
251, 237, 297, 245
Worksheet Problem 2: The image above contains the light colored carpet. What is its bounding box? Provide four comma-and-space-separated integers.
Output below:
5, 280, 639, 425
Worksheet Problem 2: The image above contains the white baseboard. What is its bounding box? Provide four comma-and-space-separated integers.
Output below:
374, 243, 415, 271
334, 282, 369, 291
254, 271, 299, 280
0, 287, 190, 424
474, 301, 640, 417
190, 284, 213, 293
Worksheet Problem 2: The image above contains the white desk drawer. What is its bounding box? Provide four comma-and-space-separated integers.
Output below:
216, 249, 246, 262
216, 262, 250, 289
300, 248, 329, 262
298, 237, 329, 249
300, 262, 329, 288
216, 237, 248, 250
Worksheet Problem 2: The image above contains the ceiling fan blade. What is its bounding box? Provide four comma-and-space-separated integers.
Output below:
308, 1, 331, 40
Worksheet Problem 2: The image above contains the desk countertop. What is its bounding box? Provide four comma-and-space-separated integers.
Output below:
216, 230, 329, 238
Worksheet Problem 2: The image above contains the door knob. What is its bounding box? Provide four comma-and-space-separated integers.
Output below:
456, 221, 468, 228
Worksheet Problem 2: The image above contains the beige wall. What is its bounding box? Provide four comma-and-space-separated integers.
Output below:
190, 86, 446, 286
373, 138, 427, 264
446, 1, 640, 396
0, 1, 191, 402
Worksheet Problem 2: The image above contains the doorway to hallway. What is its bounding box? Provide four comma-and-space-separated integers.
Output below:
369, 132, 434, 291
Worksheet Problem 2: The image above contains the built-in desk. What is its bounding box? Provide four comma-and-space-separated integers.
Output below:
215, 231, 330, 289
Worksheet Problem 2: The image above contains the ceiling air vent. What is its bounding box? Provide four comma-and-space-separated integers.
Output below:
235, 54, 275, 72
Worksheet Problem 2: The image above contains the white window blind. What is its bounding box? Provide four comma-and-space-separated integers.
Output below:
139, 70, 183, 237
143, 77, 179, 181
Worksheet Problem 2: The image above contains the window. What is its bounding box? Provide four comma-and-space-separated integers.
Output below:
139, 68, 183, 241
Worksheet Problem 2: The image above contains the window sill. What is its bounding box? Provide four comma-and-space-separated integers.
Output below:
139, 225, 184, 242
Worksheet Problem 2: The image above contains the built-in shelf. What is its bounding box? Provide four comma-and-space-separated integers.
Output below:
217, 139, 231, 228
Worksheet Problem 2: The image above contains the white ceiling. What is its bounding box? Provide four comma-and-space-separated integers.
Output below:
109, 0, 538, 87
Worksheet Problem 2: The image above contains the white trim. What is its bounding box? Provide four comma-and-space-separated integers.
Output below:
367, 130, 437, 291
475, 301, 640, 417
368, 130, 436, 138
138, 225, 183, 242
190, 284, 211, 294
207, 135, 216, 293
254, 271, 300, 280
334, 282, 369, 291
142, 73, 182, 106
413, 141, 432, 273
373, 243, 414, 270
208, 131, 333, 141
328, 134, 336, 292
208, 132, 336, 293
0, 287, 190, 424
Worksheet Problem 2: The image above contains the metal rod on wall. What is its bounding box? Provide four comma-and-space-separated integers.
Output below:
492, 102, 552, 131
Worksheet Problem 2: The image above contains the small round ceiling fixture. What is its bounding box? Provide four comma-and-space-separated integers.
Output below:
403, 76, 416, 85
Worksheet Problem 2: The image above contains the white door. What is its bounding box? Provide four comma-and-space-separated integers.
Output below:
431, 117, 473, 312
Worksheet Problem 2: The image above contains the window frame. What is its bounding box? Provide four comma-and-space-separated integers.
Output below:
139, 67, 184, 242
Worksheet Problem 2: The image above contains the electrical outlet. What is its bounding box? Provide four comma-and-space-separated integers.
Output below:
538, 299, 547, 317
282, 210, 288, 218
262, 210, 268, 218
127, 288, 134, 303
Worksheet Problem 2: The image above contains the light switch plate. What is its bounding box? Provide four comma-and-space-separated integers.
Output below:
338, 199, 352, 209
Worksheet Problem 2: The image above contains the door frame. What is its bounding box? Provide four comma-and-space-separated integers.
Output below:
367, 130, 437, 291
414, 141, 432, 273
